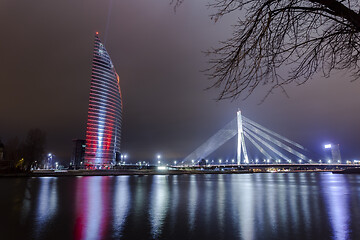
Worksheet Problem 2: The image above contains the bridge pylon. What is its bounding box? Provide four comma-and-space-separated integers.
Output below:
237, 110, 249, 165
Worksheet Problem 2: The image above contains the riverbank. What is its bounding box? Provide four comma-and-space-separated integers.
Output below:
333, 168, 360, 174
0, 168, 339, 177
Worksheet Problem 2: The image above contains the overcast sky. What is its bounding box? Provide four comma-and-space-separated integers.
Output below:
1, 0, 360, 164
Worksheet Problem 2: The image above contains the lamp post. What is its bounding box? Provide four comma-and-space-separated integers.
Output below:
157, 154, 161, 166
47, 153, 53, 169
123, 154, 127, 165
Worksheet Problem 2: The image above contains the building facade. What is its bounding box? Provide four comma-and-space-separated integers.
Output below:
70, 139, 86, 169
84, 33, 123, 168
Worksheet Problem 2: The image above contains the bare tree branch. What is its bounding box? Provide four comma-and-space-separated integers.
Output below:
174, 0, 360, 100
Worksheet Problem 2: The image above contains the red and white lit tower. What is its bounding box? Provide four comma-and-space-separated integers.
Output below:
84, 32, 122, 169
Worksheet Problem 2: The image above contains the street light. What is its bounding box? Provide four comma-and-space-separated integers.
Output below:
157, 154, 161, 165
47, 153, 53, 169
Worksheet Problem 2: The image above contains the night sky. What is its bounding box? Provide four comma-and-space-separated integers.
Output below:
1, 0, 360, 164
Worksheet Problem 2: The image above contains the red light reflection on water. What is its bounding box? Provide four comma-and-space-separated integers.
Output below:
73, 177, 110, 240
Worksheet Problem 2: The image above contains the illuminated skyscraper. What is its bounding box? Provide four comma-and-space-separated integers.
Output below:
84, 33, 122, 168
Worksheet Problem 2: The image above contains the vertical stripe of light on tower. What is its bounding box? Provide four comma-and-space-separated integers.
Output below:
237, 110, 248, 165
84, 32, 123, 169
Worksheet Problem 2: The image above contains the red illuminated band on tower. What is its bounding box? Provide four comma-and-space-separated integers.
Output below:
84, 33, 122, 168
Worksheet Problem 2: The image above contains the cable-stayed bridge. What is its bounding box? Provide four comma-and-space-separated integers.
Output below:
182, 111, 321, 166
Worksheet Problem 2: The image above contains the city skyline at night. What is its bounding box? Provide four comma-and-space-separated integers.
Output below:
0, 0, 359, 164
2, 1, 360, 239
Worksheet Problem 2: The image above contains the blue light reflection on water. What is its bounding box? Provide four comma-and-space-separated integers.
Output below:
112, 176, 130, 238
150, 175, 169, 238
34, 177, 58, 239
2, 173, 360, 239
169, 175, 179, 234
321, 174, 351, 240
188, 175, 197, 232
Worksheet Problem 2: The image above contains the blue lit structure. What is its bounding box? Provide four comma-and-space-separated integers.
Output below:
183, 110, 308, 165
84, 32, 122, 168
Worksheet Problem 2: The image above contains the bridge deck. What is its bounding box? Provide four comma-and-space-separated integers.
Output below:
172, 163, 360, 169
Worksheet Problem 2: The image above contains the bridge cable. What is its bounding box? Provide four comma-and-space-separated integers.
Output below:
243, 123, 308, 161
243, 116, 306, 150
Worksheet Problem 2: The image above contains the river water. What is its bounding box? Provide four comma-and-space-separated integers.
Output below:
1, 173, 360, 240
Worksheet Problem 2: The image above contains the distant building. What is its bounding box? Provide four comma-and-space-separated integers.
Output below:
84, 32, 123, 169
331, 144, 342, 163
324, 143, 341, 163
70, 139, 86, 169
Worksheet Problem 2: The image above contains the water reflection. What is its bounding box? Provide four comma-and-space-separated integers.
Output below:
74, 176, 110, 240
204, 175, 213, 231
20, 178, 33, 223
113, 176, 130, 238
236, 174, 254, 240
34, 177, 58, 238
216, 174, 225, 235
188, 175, 198, 231
321, 173, 351, 240
2, 173, 360, 239
289, 174, 300, 236
169, 175, 179, 234
150, 175, 169, 238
